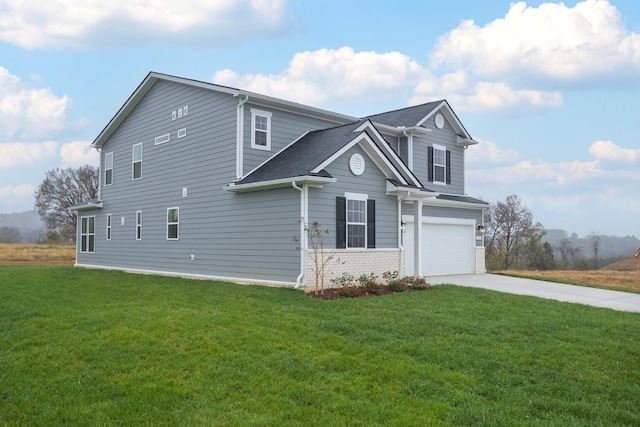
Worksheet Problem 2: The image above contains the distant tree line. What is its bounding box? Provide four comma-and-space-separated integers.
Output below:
484, 195, 616, 271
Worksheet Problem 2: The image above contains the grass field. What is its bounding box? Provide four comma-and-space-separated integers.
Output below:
1, 266, 639, 426
499, 270, 640, 293
0, 243, 75, 263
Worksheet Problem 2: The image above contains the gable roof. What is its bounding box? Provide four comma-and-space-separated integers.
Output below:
92, 72, 357, 148
227, 119, 424, 193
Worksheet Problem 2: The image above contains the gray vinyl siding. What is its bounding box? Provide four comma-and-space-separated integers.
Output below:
77, 80, 302, 283
307, 144, 398, 248
242, 104, 343, 175
412, 114, 465, 194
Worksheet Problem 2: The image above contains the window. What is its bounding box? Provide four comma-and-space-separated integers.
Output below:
132, 143, 142, 180
136, 211, 142, 240
106, 214, 111, 241
336, 195, 375, 249
167, 207, 179, 240
250, 108, 272, 150
105, 152, 113, 186
347, 199, 366, 248
155, 133, 170, 145
81, 216, 95, 253
428, 145, 451, 185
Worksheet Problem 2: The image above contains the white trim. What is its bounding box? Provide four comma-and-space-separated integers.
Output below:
225, 175, 335, 193
312, 133, 409, 185
74, 264, 296, 288
423, 197, 489, 210
106, 214, 111, 241
167, 207, 179, 240
432, 144, 446, 185
416, 101, 472, 139
344, 192, 368, 201
177, 128, 187, 138
352, 121, 422, 187
236, 95, 248, 179
136, 210, 142, 241
250, 108, 272, 151
402, 215, 476, 226
80, 216, 95, 254
155, 133, 170, 145
104, 152, 113, 186
132, 143, 142, 180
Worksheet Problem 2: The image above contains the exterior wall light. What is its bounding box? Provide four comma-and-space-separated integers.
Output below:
476, 225, 485, 235
400, 220, 406, 233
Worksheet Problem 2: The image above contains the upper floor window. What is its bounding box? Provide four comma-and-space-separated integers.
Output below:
167, 207, 179, 240
105, 152, 113, 186
80, 216, 95, 253
428, 144, 451, 185
336, 194, 376, 249
132, 143, 142, 180
250, 108, 272, 151
106, 214, 111, 241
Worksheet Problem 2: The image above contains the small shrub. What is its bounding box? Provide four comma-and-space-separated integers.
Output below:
408, 276, 430, 291
383, 270, 399, 281
331, 272, 355, 288
388, 278, 408, 293
361, 279, 382, 295
336, 285, 364, 298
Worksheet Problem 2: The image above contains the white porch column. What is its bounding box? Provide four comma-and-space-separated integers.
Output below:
414, 200, 423, 276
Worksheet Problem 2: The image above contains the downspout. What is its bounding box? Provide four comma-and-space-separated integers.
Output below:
292, 182, 307, 289
235, 95, 249, 179
96, 147, 102, 200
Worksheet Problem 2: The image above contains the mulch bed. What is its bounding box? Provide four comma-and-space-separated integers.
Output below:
305, 285, 431, 300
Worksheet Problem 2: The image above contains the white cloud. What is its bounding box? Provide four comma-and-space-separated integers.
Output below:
431, 0, 640, 84
466, 139, 520, 164
0, 183, 35, 201
0, 0, 293, 49
59, 141, 99, 166
0, 141, 58, 168
468, 159, 602, 185
410, 77, 563, 114
0, 67, 70, 139
589, 140, 640, 162
214, 47, 427, 106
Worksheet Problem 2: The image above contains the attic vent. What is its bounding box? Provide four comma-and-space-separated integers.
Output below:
177, 128, 187, 138
435, 113, 445, 129
349, 153, 365, 176
155, 133, 171, 145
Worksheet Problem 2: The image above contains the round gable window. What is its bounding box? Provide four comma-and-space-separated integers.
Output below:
349, 153, 365, 176
435, 113, 445, 129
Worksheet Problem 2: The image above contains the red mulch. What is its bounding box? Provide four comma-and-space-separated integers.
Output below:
305, 285, 431, 300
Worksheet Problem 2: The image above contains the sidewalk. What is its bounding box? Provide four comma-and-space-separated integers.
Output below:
426, 274, 640, 313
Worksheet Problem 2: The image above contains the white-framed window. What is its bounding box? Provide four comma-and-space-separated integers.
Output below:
155, 133, 170, 145
80, 216, 95, 253
167, 207, 179, 240
132, 143, 142, 180
250, 108, 272, 150
346, 193, 367, 248
105, 152, 113, 186
106, 214, 111, 241
433, 144, 447, 184
136, 211, 142, 240
177, 128, 187, 138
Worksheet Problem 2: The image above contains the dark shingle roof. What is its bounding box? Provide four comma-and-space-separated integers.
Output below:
437, 194, 489, 205
363, 100, 443, 127
237, 120, 365, 184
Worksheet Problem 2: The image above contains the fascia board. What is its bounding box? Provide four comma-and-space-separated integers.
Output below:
422, 197, 489, 210
225, 176, 336, 193
352, 122, 423, 186
311, 133, 409, 185
416, 100, 472, 139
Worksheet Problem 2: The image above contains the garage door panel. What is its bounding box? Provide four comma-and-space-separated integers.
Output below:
404, 220, 474, 276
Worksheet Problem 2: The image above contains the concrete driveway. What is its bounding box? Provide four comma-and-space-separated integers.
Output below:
426, 273, 640, 313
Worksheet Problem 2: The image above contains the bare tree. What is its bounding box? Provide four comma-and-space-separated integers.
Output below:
588, 231, 601, 269
34, 166, 99, 241
485, 194, 543, 270
0, 226, 22, 243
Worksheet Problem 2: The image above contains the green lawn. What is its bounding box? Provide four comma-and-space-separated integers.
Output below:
1, 266, 639, 426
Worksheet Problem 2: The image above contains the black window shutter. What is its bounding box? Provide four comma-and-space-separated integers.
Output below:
367, 199, 376, 248
428, 146, 434, 182
446, 150, 451, 184
336, 197, 346, 249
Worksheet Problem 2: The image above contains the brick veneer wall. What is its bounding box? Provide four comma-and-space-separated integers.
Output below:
304, 249, 401, 291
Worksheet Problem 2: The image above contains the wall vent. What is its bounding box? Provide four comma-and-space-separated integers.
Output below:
155, 133, 171, 145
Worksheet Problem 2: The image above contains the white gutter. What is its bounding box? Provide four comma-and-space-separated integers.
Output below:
292, 182, 308, 289
235, 94, 249, 179
224, 175, 335, 193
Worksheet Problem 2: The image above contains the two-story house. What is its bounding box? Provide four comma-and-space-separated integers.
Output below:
71, 72, 488, 289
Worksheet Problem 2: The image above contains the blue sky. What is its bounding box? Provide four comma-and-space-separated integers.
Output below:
0, 0, 639, 237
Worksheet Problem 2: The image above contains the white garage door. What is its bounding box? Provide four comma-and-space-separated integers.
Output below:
404, 219, 475, 276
